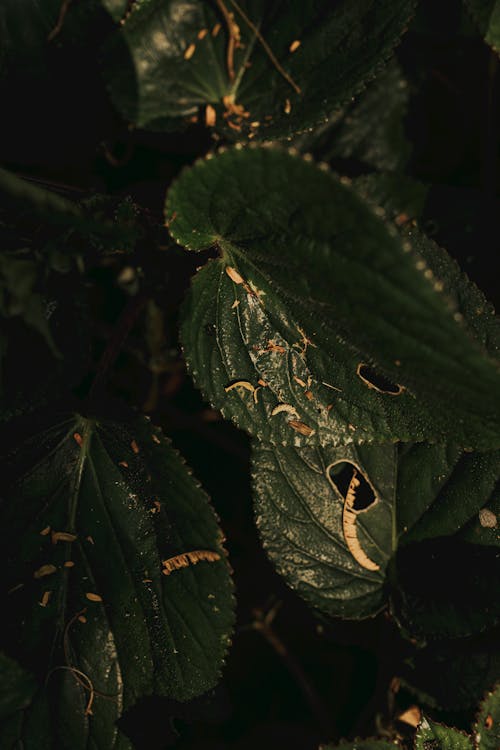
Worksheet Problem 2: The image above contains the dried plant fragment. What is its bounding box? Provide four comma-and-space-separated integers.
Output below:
162, 549, 221, 576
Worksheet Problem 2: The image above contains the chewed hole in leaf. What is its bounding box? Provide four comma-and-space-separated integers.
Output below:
356, 363, 404, 395
328, 461, 376, 512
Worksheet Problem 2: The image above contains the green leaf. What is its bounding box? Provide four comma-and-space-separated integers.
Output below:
465, 1, 500, 54
0, 653, 37, 721
253, 442, 396, 619
295, 60, 412, 171
474, 683, 500, 750
414, 717, 473, 750
253, 439, 500, 630
169, 146, 500, 449
0, 410, 234, 748
397, 445, 500, 544
105, 0, 416, 140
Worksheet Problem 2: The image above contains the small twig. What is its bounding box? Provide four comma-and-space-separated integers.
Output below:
225, 0, 301, 94
89, 291, 149, 399
215, 0, 241, 81
47, 0, 72, 42
250, 602, 334, 738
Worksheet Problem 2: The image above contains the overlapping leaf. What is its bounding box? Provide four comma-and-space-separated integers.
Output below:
465, 1, 500, 54
414, 717, 473, 750
105, 0, 416, 140
294, 60, 412, 171
169, 146, 500, 450
0, 410, 234, 748
253, 439, 500, 630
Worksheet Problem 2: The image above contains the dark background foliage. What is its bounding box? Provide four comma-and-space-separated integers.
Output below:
1, 0, 499, 747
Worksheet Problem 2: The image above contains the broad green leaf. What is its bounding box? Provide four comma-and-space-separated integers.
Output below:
353, 173, 429, 223
0, 653, 37, 721
105, 0, 416, 140
295, 60, 412, 172
253, 442, 396, 619
474, 683, 500, 750
0, 410, 234, 748
465, 1, 500, 54
397, 445, 500, 544
169, 146, 500, 449
415, 717, 473, 750
254, 440, 500, 631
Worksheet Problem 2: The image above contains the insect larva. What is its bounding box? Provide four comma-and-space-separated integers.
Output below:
162, 549, 221, 576
85, 592, 103, 602
225, 266, 245, 284
52, 531, 77, 544
39, 591, 52, 607
342, 471, 380, 572
184, 43, 196, 60
34, 564, 57, 579
225, 380, 255, 394
271, 403, 299, 418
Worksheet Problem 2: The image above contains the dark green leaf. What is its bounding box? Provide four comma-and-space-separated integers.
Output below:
464, 1, 500, 54
169, 146, 500, 449
474, 683, 500, 750
0, 411, 234, 748
397, 446, 500, 545
105, 0, 416, 140
254, 439, 500, 629
253, 442, 396, 619
0, 653, 37, 721
414, 717, 473, 750
295, 60, 412, 171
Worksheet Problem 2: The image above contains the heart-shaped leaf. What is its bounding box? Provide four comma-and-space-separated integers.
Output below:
0, 409, 234, 748
105, 0, 416, 140
168, 146, 500, 449
253, 439, 500, 632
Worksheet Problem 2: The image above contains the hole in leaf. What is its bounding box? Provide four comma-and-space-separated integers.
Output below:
356, 363, 404, 395
328, 461, 376, 512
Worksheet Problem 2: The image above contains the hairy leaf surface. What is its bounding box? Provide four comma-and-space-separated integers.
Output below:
0, 411, 234, 748
169, 146, 500, 449
105, 0, 416, 140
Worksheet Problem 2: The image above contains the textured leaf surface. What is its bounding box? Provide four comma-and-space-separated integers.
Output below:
0, 411, 234, 748
169, 146, 500, 449
296, 60, 411, 171
415, 717, 473, 750
465, 1, 500, 54
253, 442, 396, 619
474, 683, 500, 750
105, 0, 416, 140
254, 440, 500, 628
